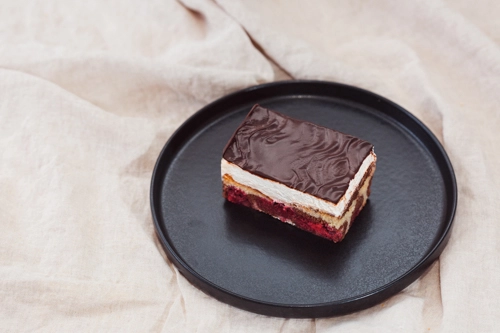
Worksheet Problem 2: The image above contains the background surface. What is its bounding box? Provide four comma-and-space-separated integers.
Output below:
1, 0, 499, 332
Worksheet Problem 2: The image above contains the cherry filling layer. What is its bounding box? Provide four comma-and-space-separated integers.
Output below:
223, 185, 364, 242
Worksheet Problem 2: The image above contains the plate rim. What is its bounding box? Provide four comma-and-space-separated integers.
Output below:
150, 80, 457, 317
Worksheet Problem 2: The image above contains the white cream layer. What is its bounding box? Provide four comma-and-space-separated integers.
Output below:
221, 150, 375, 217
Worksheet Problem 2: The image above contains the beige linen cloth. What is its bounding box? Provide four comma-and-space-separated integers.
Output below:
1, 0, 499, 332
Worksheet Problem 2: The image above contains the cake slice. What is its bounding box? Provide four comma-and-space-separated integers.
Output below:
221, 104, 376, 242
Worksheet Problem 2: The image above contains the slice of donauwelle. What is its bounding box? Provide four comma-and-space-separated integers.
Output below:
221, 104, 377, 243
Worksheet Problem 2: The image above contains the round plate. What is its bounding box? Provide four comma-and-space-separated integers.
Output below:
150, 80, 457, 318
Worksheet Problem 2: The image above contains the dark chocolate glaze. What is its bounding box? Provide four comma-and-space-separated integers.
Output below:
223, 105, 374, 203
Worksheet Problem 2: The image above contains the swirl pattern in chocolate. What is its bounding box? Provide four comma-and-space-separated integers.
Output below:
223, 105, 373, 203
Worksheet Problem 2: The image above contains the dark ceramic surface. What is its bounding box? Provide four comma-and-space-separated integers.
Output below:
150, 81, 457, 317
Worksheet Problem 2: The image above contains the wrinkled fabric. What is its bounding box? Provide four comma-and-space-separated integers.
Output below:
1, 0, 499, 332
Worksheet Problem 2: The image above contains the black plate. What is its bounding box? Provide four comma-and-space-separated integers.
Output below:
150, 80, 457, 318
